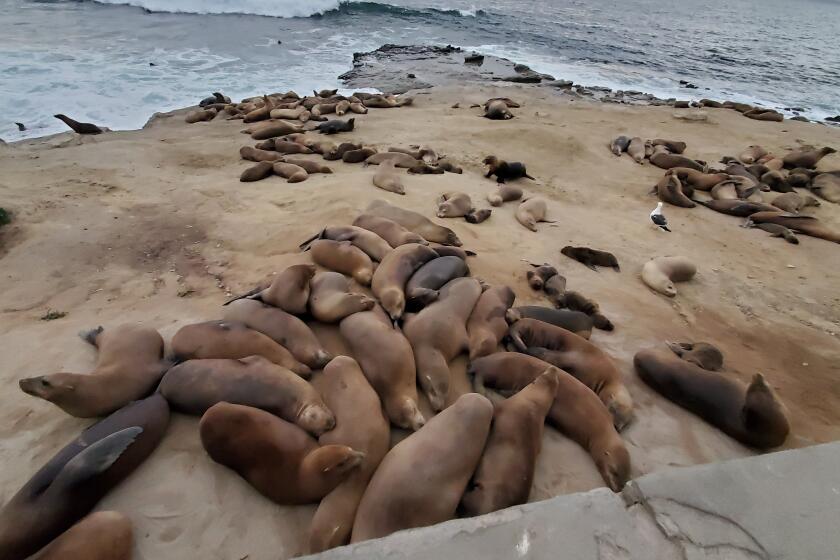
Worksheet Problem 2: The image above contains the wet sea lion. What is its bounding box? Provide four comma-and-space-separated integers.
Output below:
811, 173, 840, 203
509, 318, 634, 430
747, 222, 799, 244
365, 152, 417, 168
372, 159, 405, 195
372, 242, 440, 321
341, 147, 377, 163
526, 265, 557, 290
460, 369, 558, 516
366, 199, 462, 246
626, 137, 645, 163
272, 161, 308, 183
0, 394, 169, 560
651, 139, 687, 154
483, 99, 513, 120
302, 225, 392, 262
609, 135, 631, 156
467, 285, 516, 360
54, 114, 103, 134
748, 211, 840, 243
560, 246, 621, 272
470, 353, 630, 491
667, 167, 727, 191
351, 393, 493, 542
281, 157, 333, 174
696, 199, 778, 217
352, 214, 428, 247
782, 146, 836, 169
405, 255, 469, 307
170, 320, 310, 377
515, 197, 551, 231
34, 511, 132, 560
436, 192, 472, 218
634, 348, 789, 448
308, 271, 375, 323
310, 239, 375, 285
739, 145, 768, 164
553, 290, 613, 331
641, 256, 697, 297
240, 161, 274, 182
486, 183, 523, 206
340, 305, 425, 431
250, 121, 304, 140
483, 156, 535, 183
654, 174, 695, 207
228, 263, 315, 314
200, 402, 363, 505
309, 357, 390, 553
240, 146, 282, 162
772, 192, 820, 213
666, 341, 724, 371
505, 306, 593, 339
316, 118, 355, 134
650, 150, 706, 172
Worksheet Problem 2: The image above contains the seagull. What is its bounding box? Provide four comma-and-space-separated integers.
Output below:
650, 202, 671, 232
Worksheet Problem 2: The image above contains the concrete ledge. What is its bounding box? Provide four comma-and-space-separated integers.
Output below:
303, 442, 840, 560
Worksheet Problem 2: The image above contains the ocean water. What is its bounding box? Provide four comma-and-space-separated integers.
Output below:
2, 0, 839, 140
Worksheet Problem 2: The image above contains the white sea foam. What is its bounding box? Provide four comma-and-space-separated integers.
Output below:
92, 0, 342, 18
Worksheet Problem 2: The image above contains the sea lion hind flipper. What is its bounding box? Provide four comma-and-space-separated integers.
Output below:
298, 228, 326, 251
52, 426, 143, 488
79, 326, 105, 346
222, 286, 264, 306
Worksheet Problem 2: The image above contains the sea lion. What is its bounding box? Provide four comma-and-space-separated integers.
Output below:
54, 114, 103, 134
365, 152, 417, 168
486, 184, 523, 206
272, 162, 309, 183
811, 173, 840, 203
272, 140, 314, 155
654, 174, 696, 207
543, 273, 566, 298
228, 263, 314, 314
711, 178, 760, 201
243, 96, 273, 122
428, 245, 474, 259
634, 349, 789, 448
644, 140, 655, 159
352, 214, 428, 247
280, 157, 333, 174
782, 146, 836, 169
160, 355, 334, 435
748, 211, 840, 243
609, 135, 631, 156
240, 161, 274, 182
460, 369, 558, 516
505, 306, 593, 339
761, 170, 794, 193
747, 163, 771, 179
470, 354, 630, 491
388, 146, 437, 162
437, 159, 463, 173
786, 171, 812, 189
408, 162, 444, 175
772, 192, 820, 213
372, 159, 405, 195
0, 394, 169, 560
552, 291, 613, 331
270, 107, 307, 120
743, 108, 783, 122
650, 151, 706, 172
308, 271, 375, 323
310, 239, 375, 285
722, 101, 754, 113
250, 121, 303, 140
19, 324, 168, 418
699, 99, 723, 108
316, 118, 355, 134
340, 305, 425, 431
747, 222, 799, 244
34, 511, 132, 560
483, 100, 513, 120
348, 103, 368, 114
312, 103, 338, 116
315, 89, 339, 98
509, 318, 634, 430
403, 278, 482, 411
761, 157, 785, 171
436, 192, 473, 218
306, 139, 338, 156
467, 285, 516, 360
200, 402, 364, 505
465, 208, 492, 223
405, 255, 469, 307
739, 145, 768, 164
641, 256, 697, 297
372, 243, 440, 321
170, 320, 310, 376
240, 146, 282, 162
515, 197, 551, 231
651, 139, 687, 154
696, 199, 778, 217
666, 341, 724, 371
366, 199, 462, 246
184, 108, 217, 124
322, 142, 363, 160
342, 147, 377, 163
667, 167, 727, 191
309, 357, 390, 553
222, 299, 331, 369
351, 393, 493, 542
626, 137, 645, 163
302, 225, 392, 262
560, 246, 621, 272
483, 156, 535, 183
526, 265, 557, 290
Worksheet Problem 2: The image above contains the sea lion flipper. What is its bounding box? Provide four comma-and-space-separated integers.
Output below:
79, 326, 105, 346
53, 426, 143, 487
222, 286, 264, 306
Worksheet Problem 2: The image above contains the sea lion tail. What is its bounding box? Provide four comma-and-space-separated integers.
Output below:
222, 286, 263, 306
524, 173, 535, 180
299, 229, 325, 251
592, 313, 614, 331
79, 326, 105, 347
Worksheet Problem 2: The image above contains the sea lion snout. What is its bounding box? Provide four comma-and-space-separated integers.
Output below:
298, 404, 337, 437
19, 376, 51, 397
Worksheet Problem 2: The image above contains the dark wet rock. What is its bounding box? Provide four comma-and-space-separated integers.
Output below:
464, 53, 484, 64
790, 116, 809, 122
543, 79, 573, 89
825, 115, 840, 122
674, 100, 690, 108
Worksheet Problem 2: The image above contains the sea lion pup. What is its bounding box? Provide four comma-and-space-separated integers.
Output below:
641, 256, 697, 297
351, 393, 493, 542
486, 183, 524, 206
54, 113, 103, 134
743, 108, 783, 122
787, 170, 813, 189
695, 199, 778, 217
303, 225, 392, 262
19, 324, 168, 418
352, 214, 428, 247
650, 149, 707, 172
372, 243, 440, 321
280, 157, 333, 174
470, 354, 630, 491
465, 208, 492, 223
200, 402, 364, 505
240, 161, 275, 182
526, 265, 557, 290
372, 159, 405, 195
666, 341, 724, 371
184, 108, 217, 123
310, 239, 375, 285
341, 146, 377, 163
509, 318, 635, 430
467, 285, 516, 360
461, 369, 559, 516
561, 246, 621, 272
340, 305, 425, 430
316, 118, 355, 134
160, 355, 334, 435
272, 140, 314, 154
308, 271, 375, 323
811, 172, 840, 203
405, 255, 469, 307
240, 145, 282, 162
222, 299, 331, 369
739, 145, 768, 164
651, 139, 687, 154
249, 121, 304, 140
0, 394, 169, 560
634, 349, 789, 448
772, 192, 820, 213
226, 263, 315, 314
309, 357, 390, 553
515, 197, 551, 231
170, 320, 311, 377
748, 211, 840, 243
34, 511, 133, 560
667, 167, 728, 191
626, 137, 646, 163
366, 199, 462, 246
553, 290, 614, 331
483, 99, 514, 120
483, 155, 535, 183
654, 174, 696, 208
365, 151, 418, 168
609, 135, 631, 156
783, 146, 836, 169
436, 191, 473, 218
747, 222, 800, 244
505, 306, 594, 339
404, 278, 482, 410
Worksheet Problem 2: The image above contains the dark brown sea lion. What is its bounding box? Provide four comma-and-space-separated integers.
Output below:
667, 167, 727, 191
308, 271, 375, 323
553, 290, 613, 331
467, 285, 516, 360
311, 239, 375, 286
695, 199, 778, 217
782, 146, 836, 169
240, 161, 274, 182
666, 341, 724, 371
19, 324, 168, 418
651, 139, 687, 154
634, 349, 789, 448
483, 156, 535, 183
560, 246, 621, 272
372, 243, 440, 321
747, 222, 799, 244
322, 142, 363, 161
505, 306, 594, 339
240, 146, 282, 162
761, 170, 794, 193
405, 255, 469, 307
650, 150, 706, 172
465, 208, 492, 223
341, 147, 376, 163
526, 265, 557, 290
748, 211, 840, 243
34, 511, 132, 560
0, 395, 169, 560
316, 118, 355, 135
609, 135, 631, 156
543, 273, 567, 298
366, 199, 462, 246
743, 108, 783, 122
352, 214, 428, 247
54, 114, 103, 134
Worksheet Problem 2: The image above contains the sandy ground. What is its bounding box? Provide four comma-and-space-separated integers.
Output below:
1, 84, 840, 559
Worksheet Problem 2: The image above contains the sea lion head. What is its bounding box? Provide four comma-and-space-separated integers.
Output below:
482, 155, 499, 167
19, 373, 79, 405
443, 230, 463, 247
821, 147, 836, 155
604, 385, 635, 432
743, 373, 790, 447
378, 288, 405, 321
504, 308, 522, 325
297, 404, 336, 437
395, 397, 426, 431
595, 439, 631, 492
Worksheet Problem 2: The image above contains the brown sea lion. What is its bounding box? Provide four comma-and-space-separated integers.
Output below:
748, 211, 840, 243
526, 265, 557, 290
366, 199, 462, 246
372, 243, 440, 321
0, 394, 169, 560
739, 145, 768, 164
272, 162, 308, 183
389, 146, 437, 163
553, 290, 613, 331
310, 239, 375, 285
243, 95, 273, 123
505, 306, 593, 339
627, 137, 645, 163
811, 173, 840, 203
250, 121, 304, 140
349, 102, 368, 114
652, 139, 687, 154
460, 369, 559, 516
34, 511, 132, 560
560, 246, 621, 272
306, 139, 338, 156
54, 113, 104, 134
667, 167, 727, 191
666, 341, 724, 371
509, 318, 634, 430
483, 100, 513, 120
428, 244, 475, 259
341, 147, 377, 163
19, 324, 167, 418
340, 305, 425, 431
365, 152, 418, 168
322, 142, 362, 161
228, 263, 315, 314
405, 255, 470, 307
609, 135, 631, 156
543, 273, 567, 298
483, 156, 535, 183
782, 146, 836, 169
240, 161, 274, 182
743, 108, 783, 122
467, 285, 516, 360
240, 145, 282, 162
170, 320, 310, 377
351, 393, 493, 542
270, 107, 307, 120
373, 159, 405, 195
280, 157, 333, 174
436, 192, 473, 218
272, 140, 314, 155
312, 103, 338, 116
408, 161, 445, 175
308, 271, 375, 323
761, 170, 794, 193
486, 183, 523, 206
772, 192, 820, 213
470, 353, 630, 491
650, 150, 706, 172
301, 225, 392, 262
515, 197, 551, 231
222, 299, 331, 369
352, 214, 428, 247
711, 178, 761, 201
200, 402, 363, 505
641, 256, 697, 297
634, 349, 789, 448
309, 357, 390, 553
696, 199, 778, 217
746, 222, 799, 244
465, 208, 492, 223
185, 108, 218, 123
